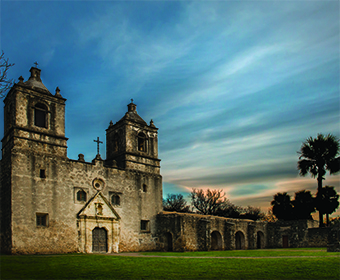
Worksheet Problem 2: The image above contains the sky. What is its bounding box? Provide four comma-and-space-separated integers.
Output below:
1, 0, 339, 216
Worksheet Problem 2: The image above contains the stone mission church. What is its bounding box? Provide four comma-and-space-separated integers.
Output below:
1, 67, 328, 254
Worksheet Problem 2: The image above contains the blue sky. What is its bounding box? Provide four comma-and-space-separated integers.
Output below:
1, 1, 339, 215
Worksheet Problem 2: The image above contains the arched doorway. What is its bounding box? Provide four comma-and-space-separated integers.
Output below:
235, 231, 245, 250
92, 227, 107, 252
165, 232, 173, 251
211, 231, 222, 250
257, 231, 265, 249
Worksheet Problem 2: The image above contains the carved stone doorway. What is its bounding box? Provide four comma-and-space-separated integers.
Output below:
92, 227, 108, 252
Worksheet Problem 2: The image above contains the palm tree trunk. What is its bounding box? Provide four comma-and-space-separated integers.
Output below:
317, 175, 324, 228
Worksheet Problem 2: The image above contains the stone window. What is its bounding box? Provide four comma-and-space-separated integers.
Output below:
141, 220, 150, 232
77, 190, 87, 202
34, 103, 48, 128
142, 184, 147, 192
111, 194, 120, 206
40, 169, 46, 178
36, 213, 48, 227
138, 132, 147, 152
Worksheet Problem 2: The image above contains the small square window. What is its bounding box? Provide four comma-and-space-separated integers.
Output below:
111, 194, 120, 206
40, 169, 46, 178
77, 190, 87, 202
141, 220, 150, 232
36, 213, 48, 227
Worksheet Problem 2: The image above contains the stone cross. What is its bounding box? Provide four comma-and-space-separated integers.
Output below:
93, 137, 103, 155
34, 62, 38, 68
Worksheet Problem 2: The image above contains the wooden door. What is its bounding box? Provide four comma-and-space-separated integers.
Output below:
92, 228, 107, 252
282, 235, 289, 248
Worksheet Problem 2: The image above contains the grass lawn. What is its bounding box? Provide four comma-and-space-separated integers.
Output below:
141, 247, 339, 257
1, 248, 339, 280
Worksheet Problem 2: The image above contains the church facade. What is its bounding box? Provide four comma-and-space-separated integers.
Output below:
0, 67, 162, 254
1, 67, 327, 254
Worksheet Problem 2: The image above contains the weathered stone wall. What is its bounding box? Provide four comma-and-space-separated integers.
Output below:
307, 228, 329, 247
327, 226, 340, 252
0, 155, 12, 254
267, 220, 321, 248
7, 148, 162, 254
9, 151, 78, 254
156, 212, 267, 251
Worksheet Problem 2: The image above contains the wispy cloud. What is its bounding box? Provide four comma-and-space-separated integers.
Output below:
1, 0, 339, 216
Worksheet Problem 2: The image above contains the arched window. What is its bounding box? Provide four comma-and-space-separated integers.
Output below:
138, 132, 147, 152
34, 103, 48, 128
142, 184, 147, 192
111, 194, 120, 206
77, 190, 87, 202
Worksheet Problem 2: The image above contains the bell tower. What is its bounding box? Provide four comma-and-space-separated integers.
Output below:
2, 66, 68, 159
1, 66, 68, 253
106, 100, 160, 174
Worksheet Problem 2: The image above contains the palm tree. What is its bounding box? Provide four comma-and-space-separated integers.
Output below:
292, 190, 316, 220
271, 192, 294, 221
316, 186, 339, 227
298, 134, 340, 227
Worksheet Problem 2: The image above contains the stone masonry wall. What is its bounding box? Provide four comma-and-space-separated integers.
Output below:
157, 212, 267, 252
307, 228, 329, 247
8, 147, 162, 254
267, 220, 321, 248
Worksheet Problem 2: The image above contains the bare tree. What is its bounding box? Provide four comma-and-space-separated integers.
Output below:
190, 188, 228, 215
0, 51, 15, 98
163, 194, 190, 213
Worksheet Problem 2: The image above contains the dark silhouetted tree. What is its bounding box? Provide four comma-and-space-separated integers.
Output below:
292, 190, 316, 220
240, 206, 266, 221
0, 51, 14, 98
163, 194, 190, 213
298, 133, 340, 227
271, 192, 294, 221
316, 186, 339, 227
215, 202, 242, 218
190, 188, 227, 215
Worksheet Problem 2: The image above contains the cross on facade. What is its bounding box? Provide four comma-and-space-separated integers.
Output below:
34, 62, 39, 68
93, 137, 103, 155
